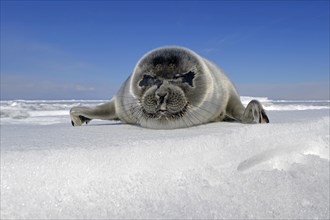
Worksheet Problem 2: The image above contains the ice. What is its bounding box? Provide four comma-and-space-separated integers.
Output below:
240, 96, 330, 111
1, 98, 329, 126
0, 100, 106, 125
0, 99, 329, 219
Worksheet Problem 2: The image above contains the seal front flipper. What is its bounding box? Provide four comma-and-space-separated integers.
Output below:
70, 99, 118, 126
71, 115, 91, 126
70, 107, 93, 126
241, 100, 269, 124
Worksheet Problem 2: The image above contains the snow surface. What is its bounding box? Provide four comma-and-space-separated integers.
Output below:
0, 99, 329, 219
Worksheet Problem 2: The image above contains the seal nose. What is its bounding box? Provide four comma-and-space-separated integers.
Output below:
156, 91, 168, 111
156, 91, 168, 104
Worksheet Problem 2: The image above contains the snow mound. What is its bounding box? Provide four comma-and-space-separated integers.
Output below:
1, 110, 329, 219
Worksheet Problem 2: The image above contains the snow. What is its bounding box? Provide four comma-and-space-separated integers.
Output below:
0, 99, 329, 219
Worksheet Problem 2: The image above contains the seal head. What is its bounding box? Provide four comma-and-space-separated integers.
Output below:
122, 47, 213, 128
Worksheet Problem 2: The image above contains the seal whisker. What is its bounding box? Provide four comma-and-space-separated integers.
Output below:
186, 106, 204, 125
179, 112, 191, 128
202, 100, 222, 108
189, 104, 216, 117
129, 106, 144, 122
121, 102, 142, 108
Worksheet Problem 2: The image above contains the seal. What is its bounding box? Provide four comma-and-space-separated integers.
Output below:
70, 46, 269, 129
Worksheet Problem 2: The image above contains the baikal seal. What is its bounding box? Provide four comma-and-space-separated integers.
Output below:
70, 46, 269, 129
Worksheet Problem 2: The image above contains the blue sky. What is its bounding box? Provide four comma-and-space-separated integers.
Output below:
1, 1, 329, 100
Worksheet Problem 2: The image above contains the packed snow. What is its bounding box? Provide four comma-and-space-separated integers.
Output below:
1, 97, 329, 219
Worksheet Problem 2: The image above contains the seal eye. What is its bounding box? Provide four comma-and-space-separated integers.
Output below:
139, 75, 155, 87
139, 75, 163, 88
173, 71, 196, 87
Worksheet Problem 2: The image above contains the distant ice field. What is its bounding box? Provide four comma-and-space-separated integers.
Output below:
1, 97, 329, 219
0, 97, 329, 125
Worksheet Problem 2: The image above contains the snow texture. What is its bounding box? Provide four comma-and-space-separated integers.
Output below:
1, 99, 329, 219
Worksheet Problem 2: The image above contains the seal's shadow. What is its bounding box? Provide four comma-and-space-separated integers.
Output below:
87, 121, 125, 127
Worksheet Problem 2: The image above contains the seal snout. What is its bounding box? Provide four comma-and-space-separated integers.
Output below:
156, 89, 169, 110
157, 96, 168, 111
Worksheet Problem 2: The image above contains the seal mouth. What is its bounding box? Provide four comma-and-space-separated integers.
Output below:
143, 104, 188, 120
